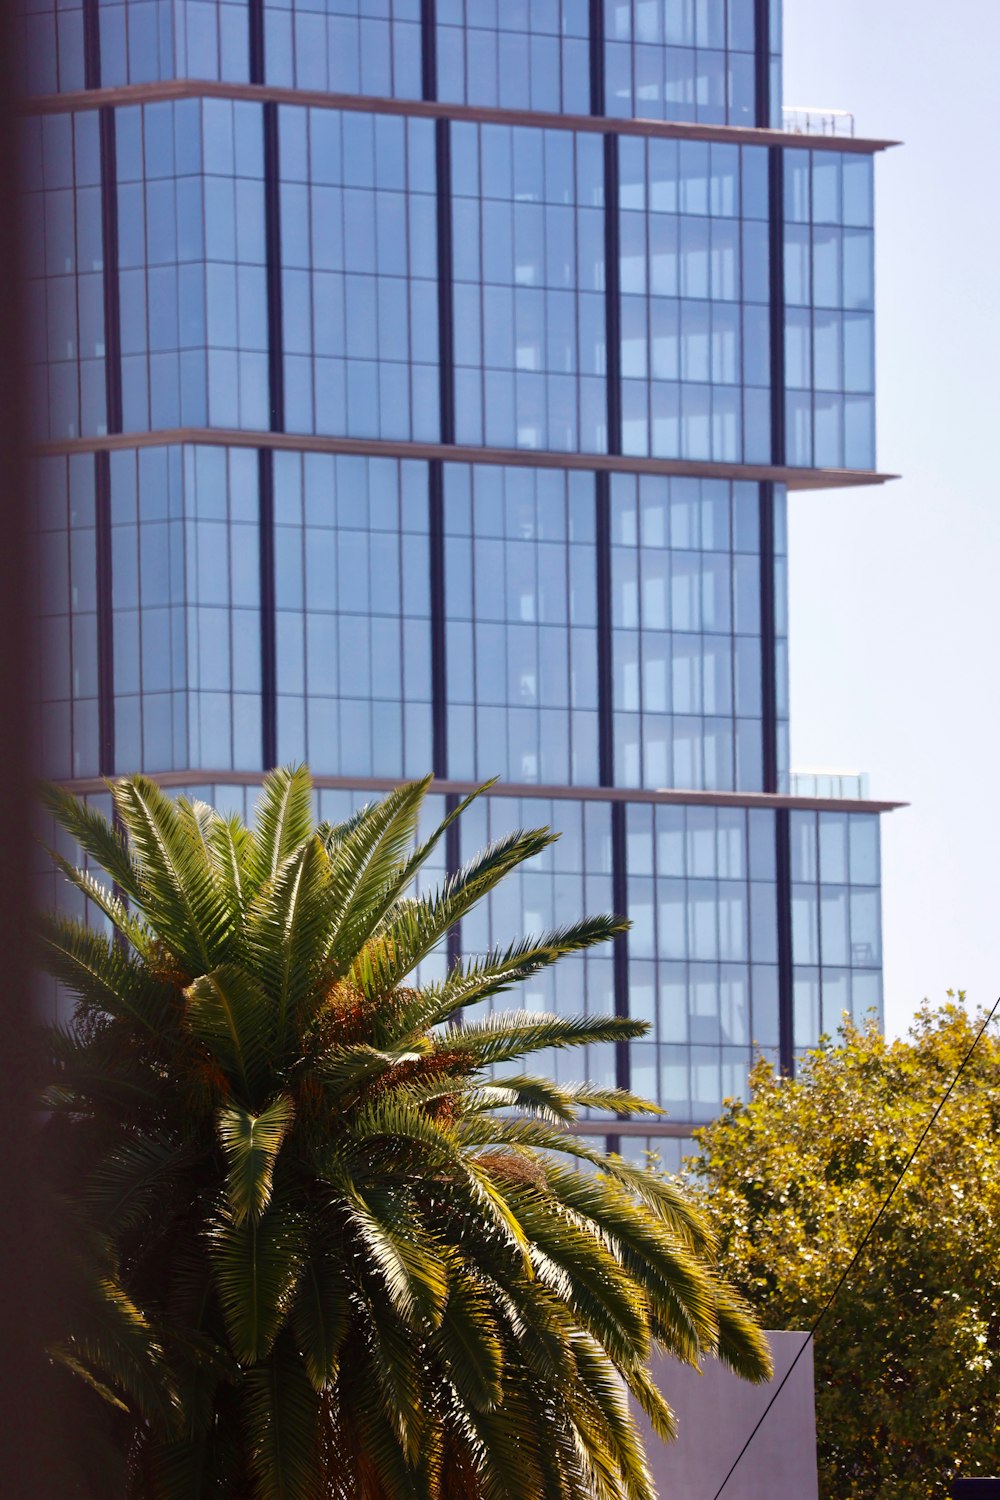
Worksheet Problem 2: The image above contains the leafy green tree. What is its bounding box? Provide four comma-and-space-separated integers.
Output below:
686, 1002, 1000, 1499
41, 767, 770, 1500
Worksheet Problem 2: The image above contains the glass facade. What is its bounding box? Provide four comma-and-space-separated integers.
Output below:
22, 111, 106, 442
265, 0, 422, 97
444, 462, 600, 786
110, 444, 263, 772
785, 147, 876, 470
21, 102, 879, 466
273, 451, 433, 776
280, 106, 439, 441
117, 98, 269, 433
789, 807, 882, 1050
438, 1, 590, 115
452, 122, 607, 453
459, 794, 618, 1095
610, 474, 787, 794
32, 452, 101, 780
619, 137, 771, 463
604, 0, 765, 127
24, 0, 889, 1134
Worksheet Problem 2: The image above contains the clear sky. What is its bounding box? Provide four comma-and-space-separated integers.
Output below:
783, 1, 1000, 1037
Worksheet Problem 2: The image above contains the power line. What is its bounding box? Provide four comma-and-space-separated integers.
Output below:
710, 997, 1000, 1500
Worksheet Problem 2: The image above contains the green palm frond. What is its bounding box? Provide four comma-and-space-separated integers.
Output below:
379, 778, 496, 894
346, 1360, 426, 1500
541, 1165, 718, 1362
620, 1361, 677, 1444
457, 1375, 552, 1500
175, 797, 224, 876
512, 1194, 651, 1366
331, 1166, 448, 1329
39, 914, 180, 1038
595, 1158, 719, 1255
112, 775, 232, 973
243, 1338, 321, 1500
348, 828, 563, 1003
291, 1260, 350, 1393
390, 916, 630, 1036
479, 1074, 663, 1124
458, 1114, 621, 1173
40, 781, 144, 903
44, 849, 155, 955
218, 1096, 295, 1226
54, 1229, 183, 1433
339, 1094, 531, 1266
357, 1285, 427, 1464
185, 966, 273, 1106
208, 1198, 308, 1365
247, 766, 316, 892
86, 1133, 191, 1236
710, 1279, 774, 1383
244, 836, 331, 1046
134, 1426, 241, 1500
207, 812, 254, 934
572, 1334, 655, 1500
47, 1023, 168, 1118
320, 776, 432, 956
442, 1010, 647, 1068
312, 1040, 433, 1106
329, 779, 496, 959
42, 766, 768, 1500
434, 1269, 503, 1413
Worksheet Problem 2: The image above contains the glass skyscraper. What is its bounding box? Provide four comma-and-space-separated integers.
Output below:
23, 0, 899, 1161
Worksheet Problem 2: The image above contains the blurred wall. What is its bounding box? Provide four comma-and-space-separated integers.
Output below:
639, 1331, 819, 1500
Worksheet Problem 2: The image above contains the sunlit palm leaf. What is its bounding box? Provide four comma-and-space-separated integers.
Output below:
39, 914, 179, 1037
112, 776, 232, 973
347, 829, 562, 1002
434, 1269, 503, 1413
40, 781, 144, 903
444, 1011, 646, 1068
218, 1096, 295, 1225
44, 849, 154, 955
244, 837, 331, 1048
390, 916, 629, 1036
320, 776, 431, 960
247, 766, 316, 892
207, 813, 254, 936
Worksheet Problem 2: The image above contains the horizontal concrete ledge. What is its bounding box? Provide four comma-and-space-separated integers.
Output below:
565, 1120, 705, 1139
56, 769, 907, 815
32, 427, 899, 493
18, 78, 900, 153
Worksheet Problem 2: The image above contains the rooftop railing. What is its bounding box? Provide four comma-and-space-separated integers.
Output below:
790, 769, 871, 800
782, 106, 856, 139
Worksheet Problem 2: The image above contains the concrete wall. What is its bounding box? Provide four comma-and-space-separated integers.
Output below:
636, 1331, 819, 1500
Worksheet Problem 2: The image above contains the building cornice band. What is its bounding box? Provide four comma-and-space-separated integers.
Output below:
34, 427, 899, 493
564, 1122, 695, 1139
19, 78, 900, 154
56, 769, 906, 815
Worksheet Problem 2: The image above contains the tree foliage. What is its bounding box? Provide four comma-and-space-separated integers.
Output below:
41, 767, 770, 1500
686, 1001, 1000, 1499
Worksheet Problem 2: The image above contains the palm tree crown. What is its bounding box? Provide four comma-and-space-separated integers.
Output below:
41, 767, 770, 1500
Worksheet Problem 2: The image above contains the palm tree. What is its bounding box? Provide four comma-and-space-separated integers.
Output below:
41, 767, 770, 1500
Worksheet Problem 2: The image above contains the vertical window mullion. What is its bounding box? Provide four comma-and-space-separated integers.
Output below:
95, 451, 114, 776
